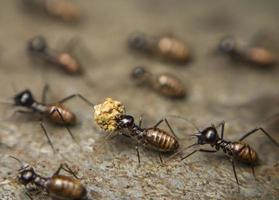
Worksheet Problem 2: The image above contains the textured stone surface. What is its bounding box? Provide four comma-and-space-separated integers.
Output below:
0, 0, 279, 199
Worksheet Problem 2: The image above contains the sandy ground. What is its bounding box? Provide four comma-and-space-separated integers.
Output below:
0, 0, 279, 199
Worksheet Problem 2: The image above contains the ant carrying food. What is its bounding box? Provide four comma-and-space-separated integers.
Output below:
9, 156, 87, 200
94, 98, 180, 163
171, 116, 279, 185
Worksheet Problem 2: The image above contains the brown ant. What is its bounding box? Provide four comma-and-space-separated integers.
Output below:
172, 116, 279, 185
21, 0, 80, 22
9, 156, 87, 200
110, 115, 180, 163
0, 85, 93, 151
28, 35, 83, 75
128, 32, 191, 64
217, 35, 276, 67
131, 66, 186, 99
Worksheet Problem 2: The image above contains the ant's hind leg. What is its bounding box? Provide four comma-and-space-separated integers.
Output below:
230, 157, 240, 185
41, 84, 49, 104
153, 118, 178, 138
53, 163, 79, 179
58, 94, 94, 107
238, 127, 279, 146
40, 121, 55, 153
135, 144, 141, 164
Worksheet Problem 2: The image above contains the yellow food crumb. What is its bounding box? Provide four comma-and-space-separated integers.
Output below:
93, 98, 125, 132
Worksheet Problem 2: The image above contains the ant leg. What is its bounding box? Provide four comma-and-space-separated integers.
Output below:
238, 127, 279, 146
164, 118, 178, 138
5, 110, 34, 121
41, 84, 49, 104
40, 121, 55, 153
153, 119, 163, 128
135, 144, 140, 164
53, 163, 79, 179
153, 118, 178, 138
25, 192, 33, 200
215, 121, 225, 140
230, 157, 239, 185
49, 108, 78, 144
159, 153, 164, 165
138, 114, 143, 128
181, 149, 217, 161
58, 94, 94, 107
248, 147, 256, 179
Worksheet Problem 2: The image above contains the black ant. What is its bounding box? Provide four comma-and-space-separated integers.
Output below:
28, 35, 83, 75
217, 35, 276, 67
21, 0, 80, 22
128, 32, 191, 63
110, 115, 180, 163
131, 66, 186, 98
9, 156, 87, 200
0, 85, 93, 151
172, 116, 279, 185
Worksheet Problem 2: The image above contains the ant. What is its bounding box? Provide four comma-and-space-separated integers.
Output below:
131, 66, 186, 99
110, 115, 180, 163
128, 32, 191, 64
173, 116, 279, 185
9, 156, 87, 200
0, 85, 94, 151
217, 35, 276, 67
21, 0, 80, 22
28, 35, 83, 75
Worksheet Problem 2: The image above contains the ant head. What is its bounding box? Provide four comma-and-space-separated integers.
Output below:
14, 90, 34, 107
9, 156, 35, 185
117, 115, 134, 129
128, 32, 148, 50
131, 66, 147, 79
28, 35, 47, 52
194, 127, 219, 145
17, 165, 36, 185
218, 36, 236, 54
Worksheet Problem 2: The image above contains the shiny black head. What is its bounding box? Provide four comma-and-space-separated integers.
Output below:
131, 66, 147, 79
195, 127, 219, 145
14, 90, 35, 107
18, 166, 36, 185
28, 35, 47, 52
117, 115, 134, 129
128, 32, 149, 51
218, 36, 236, 54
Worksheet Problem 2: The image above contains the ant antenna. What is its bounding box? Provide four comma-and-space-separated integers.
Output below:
9, 156, 24, 168
167, 115, 201, 133
0, 98, 14, 105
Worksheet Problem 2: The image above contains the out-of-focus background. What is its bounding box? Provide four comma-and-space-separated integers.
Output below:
0, 0, 279, 199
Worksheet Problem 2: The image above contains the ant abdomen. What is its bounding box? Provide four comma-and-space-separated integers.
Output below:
46, 103, 76, 125
46, 175, 87, 200
143, 128, 179, 152
229, 142, 258, 164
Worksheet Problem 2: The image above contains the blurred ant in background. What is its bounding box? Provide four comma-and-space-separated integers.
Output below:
131, 66, 186, 99
20, 0, 80, 22
128, 32, 192, 64
217, 33, 277, 68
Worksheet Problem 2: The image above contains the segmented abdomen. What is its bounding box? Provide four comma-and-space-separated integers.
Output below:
153, 73, 185, 98
47, 103, 76, 125
142, 128, 179, 152
229, 142, 258, 164
46, 175, 87, 199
